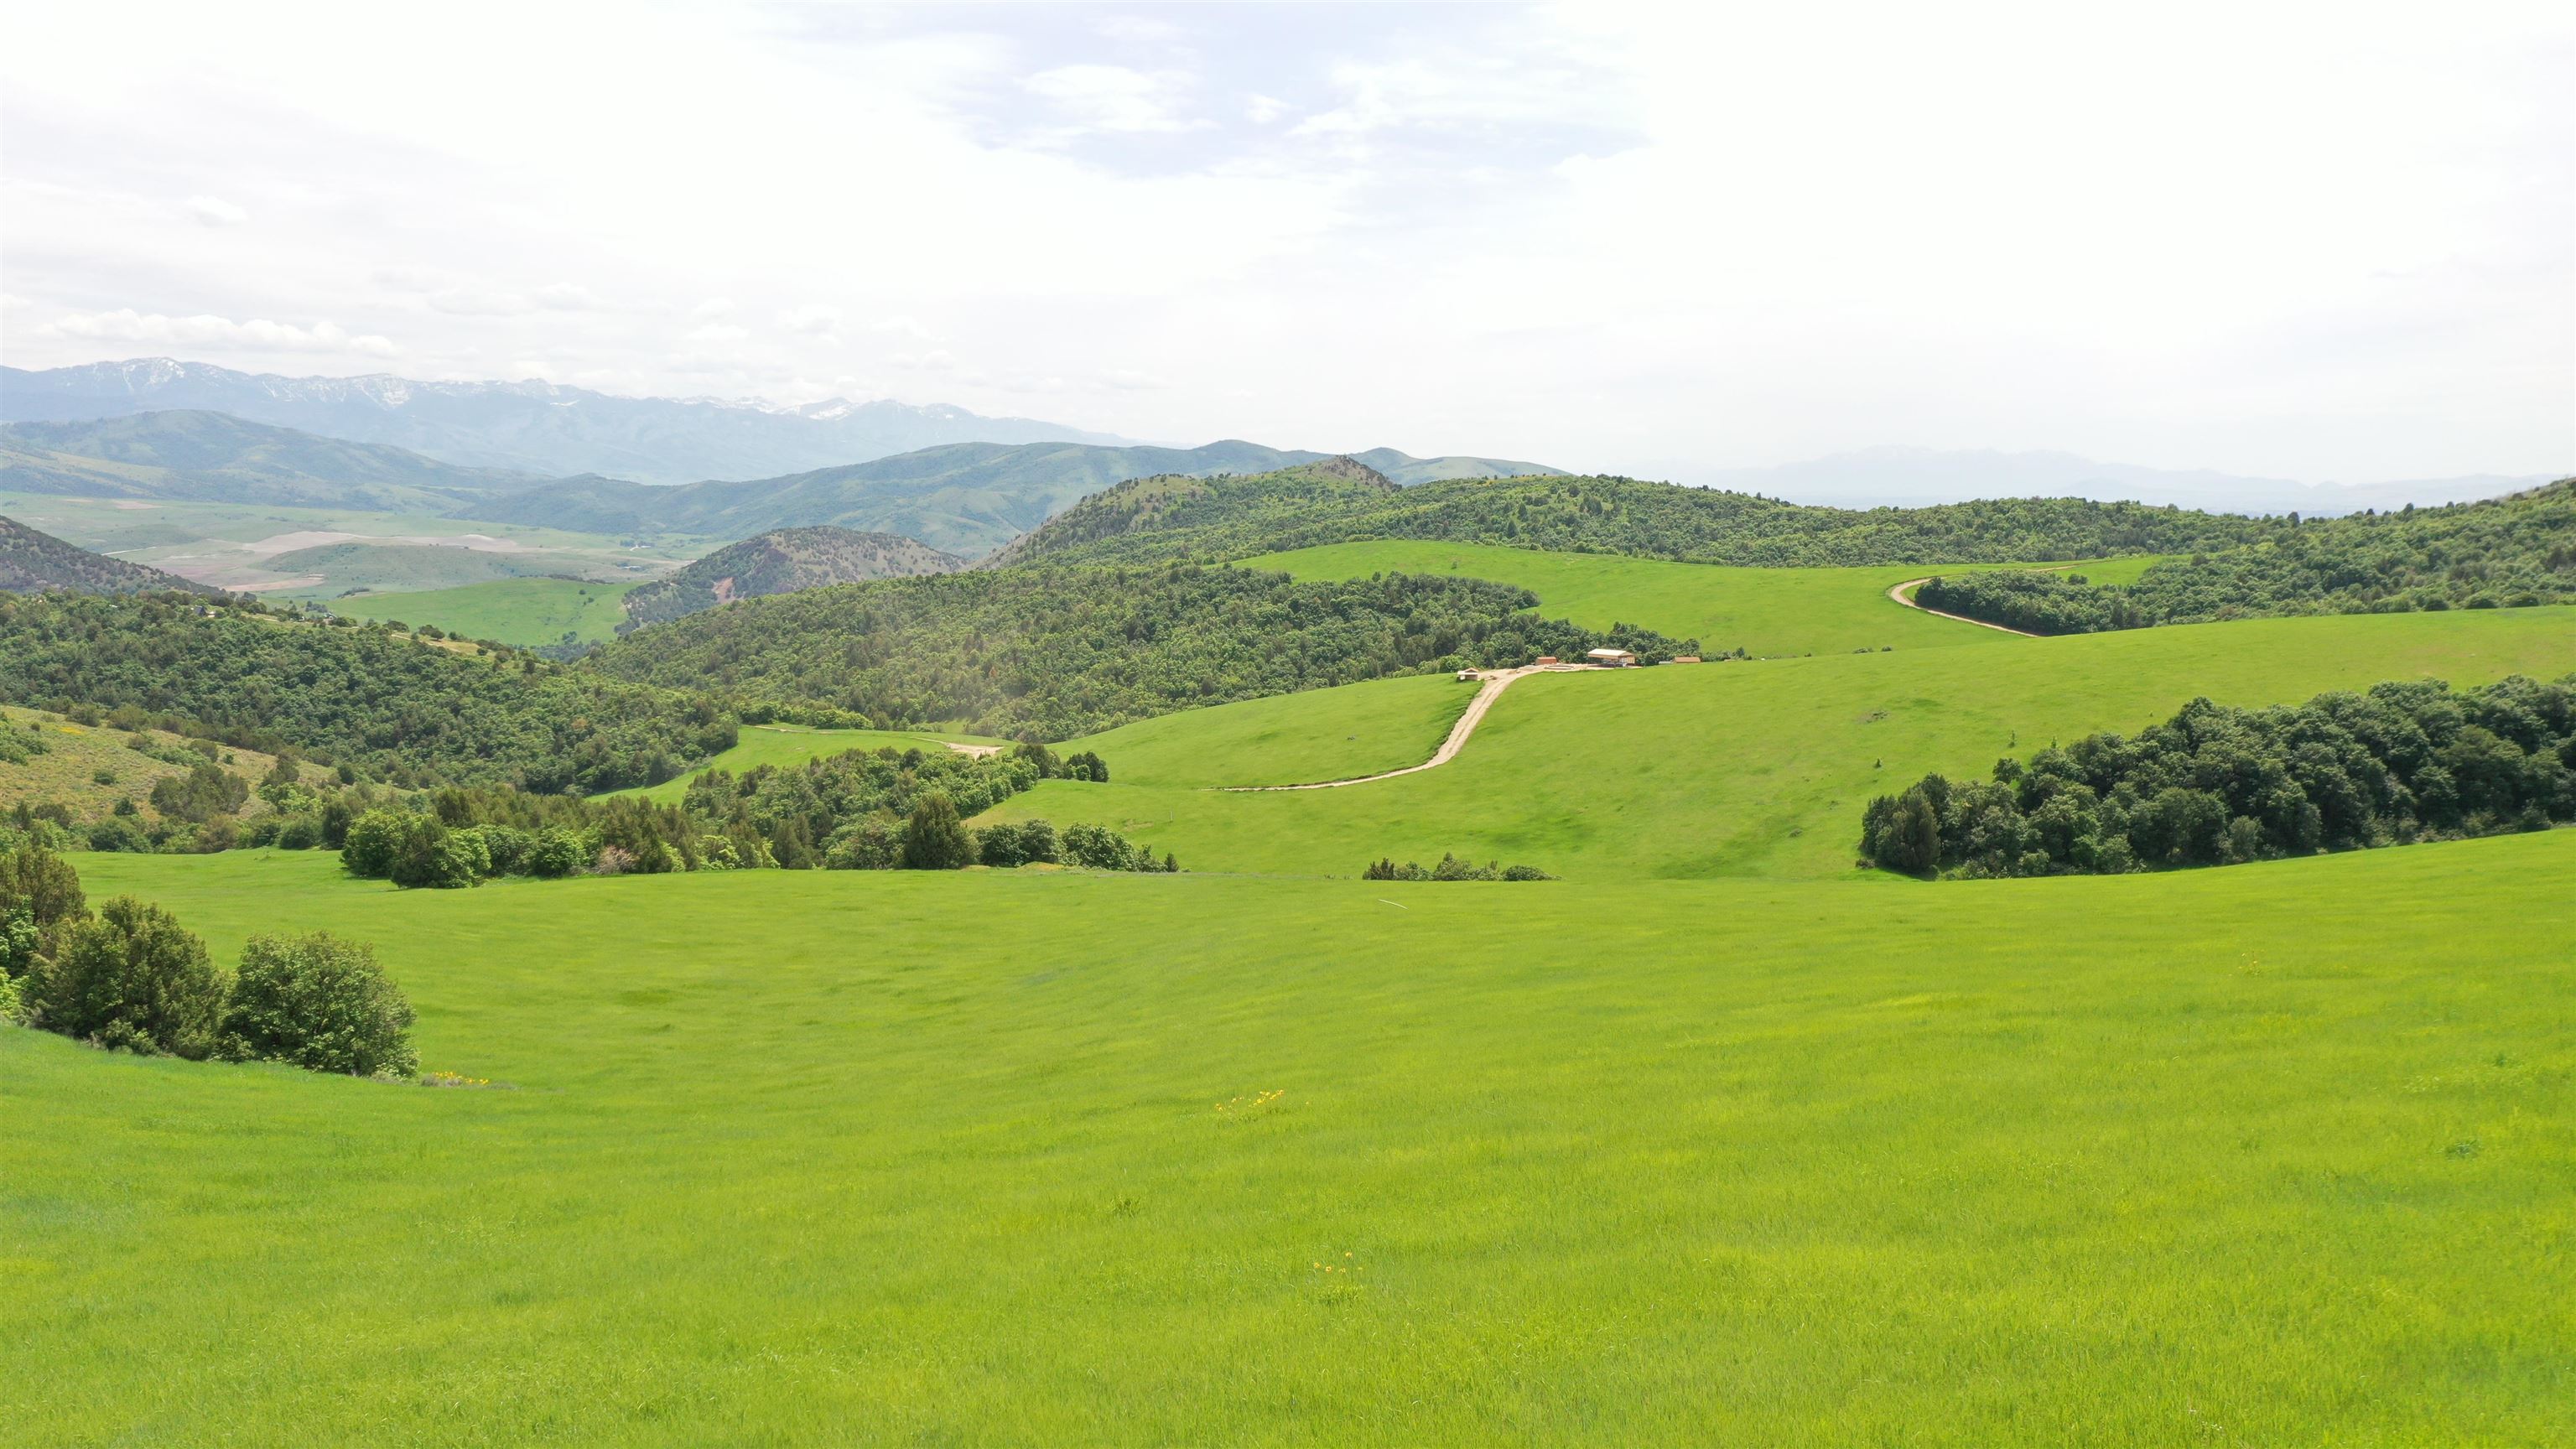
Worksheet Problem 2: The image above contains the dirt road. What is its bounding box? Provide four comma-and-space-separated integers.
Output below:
1219, 663, 1597, 792
1885, 579, 2044, 637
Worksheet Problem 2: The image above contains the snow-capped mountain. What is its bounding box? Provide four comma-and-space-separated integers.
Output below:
0, 358, 1133, 483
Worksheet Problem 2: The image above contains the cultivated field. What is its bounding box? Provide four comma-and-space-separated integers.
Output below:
8, 834, 2569, 1444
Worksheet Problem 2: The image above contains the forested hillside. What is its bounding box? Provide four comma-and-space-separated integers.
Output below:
1000, 466, 2288, 568
2, 517, 221, 597
0, 592, 735, 792
1914, 481, 2576, 631
584, 565, 1689, 737
621, 527, 963, 628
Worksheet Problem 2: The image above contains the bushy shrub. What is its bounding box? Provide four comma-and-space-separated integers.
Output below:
148, 760, 250, 823
392, 822, 486, 889
87, 816, 153, 853
221, 932, 417, 1078
823, 817, 901, 870
340, 808, 411, 877
524, 828, 590, 878
1362, 853, 1551, 880
27, 896, 226, 1057
901, 794, 976, 870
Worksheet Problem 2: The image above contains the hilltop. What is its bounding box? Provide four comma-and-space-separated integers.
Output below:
621, 526, 964, 628
995, 465, 2288, 568
1, 515, 221, 596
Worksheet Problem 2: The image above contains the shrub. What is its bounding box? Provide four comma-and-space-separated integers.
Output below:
0, 845, 86, 934
524, 828, 590, 878
340, 808, 411, 877
823, 817, 901, 870
392, 822, 486, 889
148, 760, 251, 823
901, 794, 977, 870
274, 814, 325, 850
977, 821, 1027, 867
86, 816, 153, 853
27, 896, 226, 1057
221, 932, 418, 1078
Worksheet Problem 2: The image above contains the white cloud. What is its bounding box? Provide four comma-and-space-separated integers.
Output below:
428, 288, 537, 316
776, 304, 842, 335
534, 283, 599, 311
1101, 368, 1169, 392
1024, 64, 1204, 135
690, 296, 735, 321
44, 309, 398, 356
687, 322, 750, 345
1242, 92, 1289, 125
185, 194, 247, 226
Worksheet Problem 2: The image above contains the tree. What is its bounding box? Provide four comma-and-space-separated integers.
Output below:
901, 793, 976, 870
1863, 787, 1942, 874
28, 896, 226, 1058
0, 844, 86, 939
221, 932, 417, 1078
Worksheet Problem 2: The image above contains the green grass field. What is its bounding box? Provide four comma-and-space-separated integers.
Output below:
605, 723, 1011, 802
8, 834, 2570, 1444
1243, 540, 2085, 657
335, 578, 641, 647
981, 605, 2576, 880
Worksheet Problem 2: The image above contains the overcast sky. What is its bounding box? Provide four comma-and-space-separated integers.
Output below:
3, 0, 2568, 482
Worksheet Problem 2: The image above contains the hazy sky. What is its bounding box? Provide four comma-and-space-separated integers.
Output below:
3, 1, 2568, 481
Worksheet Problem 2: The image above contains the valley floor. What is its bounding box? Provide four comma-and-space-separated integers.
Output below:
7, 837, 2573, 1445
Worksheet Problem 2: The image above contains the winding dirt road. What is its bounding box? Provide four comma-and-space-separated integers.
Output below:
1210, 579, 2036, 792
1885, 579, 2043, 637
1218, 663, 1597, 792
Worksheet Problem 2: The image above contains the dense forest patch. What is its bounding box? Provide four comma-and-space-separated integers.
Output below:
1861, 673, 2575, 878
1911, 481, 2575, 632
585, 564, 1690, 738
0, 592, 736, 792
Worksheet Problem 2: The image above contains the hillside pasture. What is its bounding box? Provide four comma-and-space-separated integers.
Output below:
979, 605, 2576, 880
1243, 540, 2087, 657
335, 578, 639, 647
7, 835, 2570, 1444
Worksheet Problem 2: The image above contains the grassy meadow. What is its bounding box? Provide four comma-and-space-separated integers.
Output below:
335, 577, 640, 647
1244, 540, 2074, 656
980, 605, 2576, 879
7, 834, 2571, 1445
0, 706, 283, 827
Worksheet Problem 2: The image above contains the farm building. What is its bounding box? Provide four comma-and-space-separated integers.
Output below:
1585, 648, 1639, 667
1671, 655, 1701, 664
1533, 656, 1560, 665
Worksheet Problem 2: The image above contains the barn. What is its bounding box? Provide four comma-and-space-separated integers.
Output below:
1585, 648, 1639, 667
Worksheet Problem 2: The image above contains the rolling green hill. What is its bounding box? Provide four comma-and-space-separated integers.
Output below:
1, 515, 219, 596
977, 605, 2576, 880
12, 832, 2570, 1442
334, 578, 640, 647
999, 465, 2288, 569
620, 527, 963, 628
1245, 539, 2036, 656
0, 410, 540, 511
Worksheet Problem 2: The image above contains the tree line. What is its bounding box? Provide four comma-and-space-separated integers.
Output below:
1911, 482, 2575, 635
1861, 673, 2575, 878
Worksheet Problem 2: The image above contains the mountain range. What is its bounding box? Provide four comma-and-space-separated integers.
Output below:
1, 410, 538, 511
465, 439, 1561, 556
0, 358, 1135, 483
